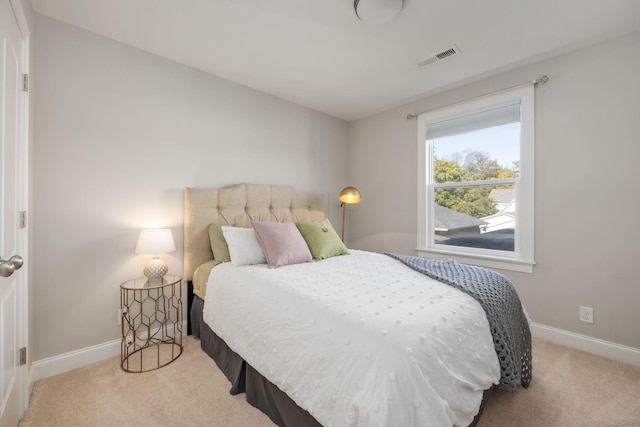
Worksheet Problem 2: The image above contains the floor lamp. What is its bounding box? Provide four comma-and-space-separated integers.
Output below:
339, 186, 361, 242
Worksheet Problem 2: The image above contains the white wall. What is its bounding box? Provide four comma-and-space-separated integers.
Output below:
33, 15, 348, 361
348, 31, 640, 350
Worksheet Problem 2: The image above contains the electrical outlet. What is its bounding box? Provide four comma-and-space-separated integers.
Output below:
579, 306, 593, 324
117, 309, 122, 325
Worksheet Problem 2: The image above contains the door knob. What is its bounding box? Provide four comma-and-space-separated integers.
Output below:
0, 255, 23, 278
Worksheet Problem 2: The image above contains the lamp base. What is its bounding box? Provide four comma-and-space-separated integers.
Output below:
143, 257, 168, 287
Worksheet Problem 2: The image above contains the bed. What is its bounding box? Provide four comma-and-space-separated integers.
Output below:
184, 183, 531, 427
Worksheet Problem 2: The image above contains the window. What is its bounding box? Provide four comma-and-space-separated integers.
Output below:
417, 85, 535, 273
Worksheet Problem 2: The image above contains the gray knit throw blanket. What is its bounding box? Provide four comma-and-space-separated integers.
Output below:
386, 253, 532, 389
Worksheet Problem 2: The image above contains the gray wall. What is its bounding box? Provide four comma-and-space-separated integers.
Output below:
33, 15, 348, 360
32, 12, 640, 361
348, 30, 640, 349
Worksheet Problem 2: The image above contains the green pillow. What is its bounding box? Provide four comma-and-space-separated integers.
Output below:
295, 218, 349, 260
208, 223, 231, 262
192, 259, 221, 299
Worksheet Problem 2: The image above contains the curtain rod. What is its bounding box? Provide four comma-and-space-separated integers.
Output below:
406, 75, 549, 120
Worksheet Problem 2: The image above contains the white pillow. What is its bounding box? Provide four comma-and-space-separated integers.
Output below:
221, 226, 267, 266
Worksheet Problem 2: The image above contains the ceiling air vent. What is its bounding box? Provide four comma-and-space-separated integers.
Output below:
417, 45, 461, 68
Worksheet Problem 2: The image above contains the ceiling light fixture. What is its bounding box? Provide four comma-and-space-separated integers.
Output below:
354, 0, 404, 24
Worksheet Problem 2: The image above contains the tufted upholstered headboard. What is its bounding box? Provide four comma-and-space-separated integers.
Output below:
183, 183, 325, 280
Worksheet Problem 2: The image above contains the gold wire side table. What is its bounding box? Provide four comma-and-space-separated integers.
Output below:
120, 274, 183, 373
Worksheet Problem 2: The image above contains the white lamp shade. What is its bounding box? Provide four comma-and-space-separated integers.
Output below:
135, 229, 176, 255
354, 0, 404, 24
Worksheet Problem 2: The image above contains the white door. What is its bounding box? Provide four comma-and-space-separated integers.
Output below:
0, 1, 28, 426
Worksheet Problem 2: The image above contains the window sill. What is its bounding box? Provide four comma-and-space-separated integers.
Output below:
416, 248, 535, 273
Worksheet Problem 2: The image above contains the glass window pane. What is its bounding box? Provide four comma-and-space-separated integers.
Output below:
432, 122, 521, 183
434, 184, 516, 252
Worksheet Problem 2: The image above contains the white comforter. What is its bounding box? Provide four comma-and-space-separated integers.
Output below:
203, 250, 500, 427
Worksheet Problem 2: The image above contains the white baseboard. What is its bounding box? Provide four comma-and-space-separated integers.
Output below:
31, 320, 188, 383
30, 321, 640, 386
31, 338, 121, 383
531, 322, 640, 367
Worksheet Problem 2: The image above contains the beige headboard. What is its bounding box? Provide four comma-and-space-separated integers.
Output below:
184, 183, 325, 280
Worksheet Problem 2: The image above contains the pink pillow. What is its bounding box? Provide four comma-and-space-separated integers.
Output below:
251, 221, 313, 268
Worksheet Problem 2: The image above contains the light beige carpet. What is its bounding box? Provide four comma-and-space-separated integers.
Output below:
20, 337, 640, 427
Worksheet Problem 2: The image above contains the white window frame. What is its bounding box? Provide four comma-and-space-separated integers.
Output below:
417, 85, 535, 273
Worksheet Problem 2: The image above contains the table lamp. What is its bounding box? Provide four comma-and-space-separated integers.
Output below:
339, 186, 361, 242
135, 228, 176, 286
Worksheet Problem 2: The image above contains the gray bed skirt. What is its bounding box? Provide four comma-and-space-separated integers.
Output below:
191, 295, 321, 426
190, 294, 492, 427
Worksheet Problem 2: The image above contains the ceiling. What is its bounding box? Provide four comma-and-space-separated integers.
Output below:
30, 0, 640, 121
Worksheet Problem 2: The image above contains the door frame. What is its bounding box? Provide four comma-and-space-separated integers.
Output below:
8, 0, 30, 418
